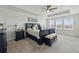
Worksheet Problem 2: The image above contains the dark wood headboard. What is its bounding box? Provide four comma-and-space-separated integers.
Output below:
25, 23, 41, 30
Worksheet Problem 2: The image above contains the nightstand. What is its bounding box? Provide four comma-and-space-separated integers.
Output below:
15, 30, 25, 41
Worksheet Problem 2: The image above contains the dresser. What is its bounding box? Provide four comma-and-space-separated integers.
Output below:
0, 29, 7, 53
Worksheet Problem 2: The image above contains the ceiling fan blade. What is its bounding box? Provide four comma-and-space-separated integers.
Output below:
41, 5, 58, 13
49, 7, 58, 10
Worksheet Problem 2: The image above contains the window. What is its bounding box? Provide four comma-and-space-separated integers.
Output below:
47, 18, 74, 30
48, 19, 55, 28
56, 19, 63, 29
64, 18, 73, 30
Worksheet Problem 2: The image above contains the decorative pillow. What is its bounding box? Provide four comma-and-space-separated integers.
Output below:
27, 28, 32, 30
32, 27, 37, 30
34, 25, 39, 30
38, 24, 41, 30
32, 25, 39, 30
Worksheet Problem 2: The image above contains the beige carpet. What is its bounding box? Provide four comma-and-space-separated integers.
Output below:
7, 38, 49, 53
7, 35, 79, 53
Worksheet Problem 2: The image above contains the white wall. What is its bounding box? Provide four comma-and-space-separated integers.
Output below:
0, 7, 45, 40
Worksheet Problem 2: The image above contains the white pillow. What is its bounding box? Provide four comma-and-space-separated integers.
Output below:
34, 25, 39, 30
27, 28, 32, 30
32, 27, 37, 30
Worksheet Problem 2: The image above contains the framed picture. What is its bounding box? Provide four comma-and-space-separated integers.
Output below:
28, 17, 37, 22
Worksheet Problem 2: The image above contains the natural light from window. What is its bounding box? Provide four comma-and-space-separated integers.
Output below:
48, 18, 74, 30
64, 18, 73, 30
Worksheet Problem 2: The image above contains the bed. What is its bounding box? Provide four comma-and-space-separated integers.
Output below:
25, 23, 57, 46
25, 23, 44, 45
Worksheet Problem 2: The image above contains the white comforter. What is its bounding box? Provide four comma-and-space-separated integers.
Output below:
26, 28, 40, 39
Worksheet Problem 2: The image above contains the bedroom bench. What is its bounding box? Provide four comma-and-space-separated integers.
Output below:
44, 33, 57, 46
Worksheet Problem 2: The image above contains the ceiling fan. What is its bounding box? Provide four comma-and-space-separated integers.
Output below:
41, 5, 58, 13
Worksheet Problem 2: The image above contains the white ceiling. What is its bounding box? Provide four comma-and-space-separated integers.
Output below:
12, 5, 79, 17
14, 5, 46, 16
0, 5, 79, 17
